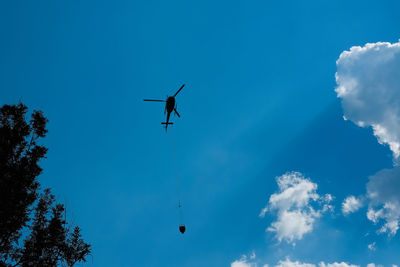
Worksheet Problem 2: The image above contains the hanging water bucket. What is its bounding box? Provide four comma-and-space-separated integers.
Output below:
179, 224, 186, 234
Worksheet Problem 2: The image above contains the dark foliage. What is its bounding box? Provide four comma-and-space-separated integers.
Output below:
0, 103, 91, 266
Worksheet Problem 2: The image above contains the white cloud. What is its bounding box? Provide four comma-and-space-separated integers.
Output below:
266, 209, 318, 243
319, 263, 359, 267
342, 196, 363, 215
260, 172, 333, 244
275, 258, 315, 267
335, 40, 400, 237
366, 167, 400, 235
321, 194, 334, 212
230, 257, 390, 267
230, 258, 360, 267
231, 255, 256, 267
335, 40, 400, 162
367, 242, 376, 251
231, 260, 253, 267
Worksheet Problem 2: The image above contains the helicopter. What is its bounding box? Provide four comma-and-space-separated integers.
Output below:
143, 84, 185, 132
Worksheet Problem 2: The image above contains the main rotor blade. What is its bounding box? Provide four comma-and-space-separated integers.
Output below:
174, 108, 181, 118
143, 99, 165, 102
173, 84, 185, 97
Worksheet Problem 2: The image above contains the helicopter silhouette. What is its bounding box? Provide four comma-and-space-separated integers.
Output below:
143, 84, 185, 132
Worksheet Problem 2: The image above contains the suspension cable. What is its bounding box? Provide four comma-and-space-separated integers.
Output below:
170, 128, 185, 232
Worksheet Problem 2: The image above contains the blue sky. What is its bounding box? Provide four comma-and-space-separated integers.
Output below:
1, 0, 400, 266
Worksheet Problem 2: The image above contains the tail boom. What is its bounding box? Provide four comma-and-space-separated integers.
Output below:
161, 122, 173, 132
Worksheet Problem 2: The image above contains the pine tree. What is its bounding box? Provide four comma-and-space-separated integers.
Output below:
0, 103, 91, 266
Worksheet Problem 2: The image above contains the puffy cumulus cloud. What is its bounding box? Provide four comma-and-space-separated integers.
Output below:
231, 258, 362, 267
342, 196, 363, 215
335, 40, 400, 237
366, 167, 400, 235
259, 172, 333, 244
266, 209, 322, 244
275, 258, 315, 267
335, 40, 400, 161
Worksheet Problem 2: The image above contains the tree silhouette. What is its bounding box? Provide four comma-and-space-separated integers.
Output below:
0, 103, 91, 266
